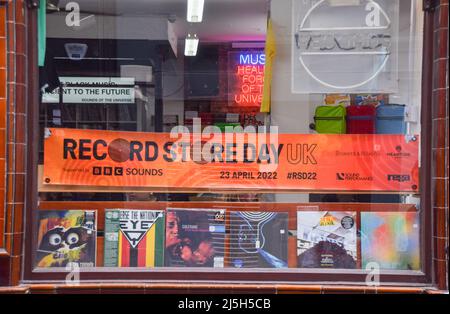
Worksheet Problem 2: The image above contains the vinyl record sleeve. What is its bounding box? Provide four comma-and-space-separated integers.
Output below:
361, 212, 420, 270
165, 208, 226, 268
104, 209, 165, 267
297, 211, 357, 268
228, 211, 288, 268
36, 210, 97, 268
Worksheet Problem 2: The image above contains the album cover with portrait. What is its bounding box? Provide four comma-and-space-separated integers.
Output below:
228, 211, 288, 268
297, 211, 357, 269
36, 210, 97, 268
164, 208, 226, 268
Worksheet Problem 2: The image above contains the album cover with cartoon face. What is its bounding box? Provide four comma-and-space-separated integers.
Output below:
165, 209, 226, 268
228, 211, 288, 268
297, 211, 357, 269
36, 210, 97, 268
104, 209, 165, 267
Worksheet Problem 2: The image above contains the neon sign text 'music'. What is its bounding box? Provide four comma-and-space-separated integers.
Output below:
229, 52, 266, 107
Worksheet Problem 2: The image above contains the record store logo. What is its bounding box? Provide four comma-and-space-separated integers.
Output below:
294, 0, 393, 90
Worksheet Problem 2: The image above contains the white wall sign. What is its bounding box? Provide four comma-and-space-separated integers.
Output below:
292, 0, 399, 94
42, 77, 135, 104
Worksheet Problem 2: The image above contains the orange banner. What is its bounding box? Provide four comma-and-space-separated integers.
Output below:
43, 128, 419, 192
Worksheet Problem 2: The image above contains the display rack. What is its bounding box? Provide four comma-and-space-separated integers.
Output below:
38, 201, 417, 269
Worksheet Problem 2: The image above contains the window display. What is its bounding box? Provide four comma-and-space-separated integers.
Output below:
27, 0, 427, 285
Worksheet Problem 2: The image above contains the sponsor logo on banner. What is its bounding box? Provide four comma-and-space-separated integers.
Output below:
387, 174, 411, 182
386, 145, 411, 158
336, 173, 374, 182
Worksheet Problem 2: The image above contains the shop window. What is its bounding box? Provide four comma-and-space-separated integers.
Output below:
27, 0, 428, 284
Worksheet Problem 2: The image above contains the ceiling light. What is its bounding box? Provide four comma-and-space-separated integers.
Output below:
187, 0, 204, 23
184, 34, 199, 56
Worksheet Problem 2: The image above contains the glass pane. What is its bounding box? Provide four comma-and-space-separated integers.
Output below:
34, 0, 425, 282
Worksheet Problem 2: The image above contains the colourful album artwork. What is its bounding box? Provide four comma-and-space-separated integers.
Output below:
165, 208, 226, 268
297, 211, 357, 269
361, 212, 420, 270
324, 94, 351, 106
350, 93, 389, 106
104, 209, 165, 267
36, 210, 97, 268
228, 211, 288, 268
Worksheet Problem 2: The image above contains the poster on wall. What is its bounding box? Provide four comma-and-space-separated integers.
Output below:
292, 0, 399, 94
297, 211, 357, 268
42, 77, 135, 104
36, 210, 97, 268
164, 209, 226, 268
361, 211, 420, 270
228, 211, 288, 268
43, 128, 419, 192
103, 209, 165, 267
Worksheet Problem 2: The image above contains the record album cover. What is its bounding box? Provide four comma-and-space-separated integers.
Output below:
297, 211, 357, 268
165, 208, 226, 267
228, 211, 288, 268
361, 212, 420, 270
36, 210, 97, 268
104, 209, 165, 267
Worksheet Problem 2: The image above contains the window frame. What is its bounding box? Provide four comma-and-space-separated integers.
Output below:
22, 3, 434, 287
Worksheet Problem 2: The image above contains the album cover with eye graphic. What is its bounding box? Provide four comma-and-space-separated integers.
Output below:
228, 212, 288, 268
104, 209, 165, 267
164, 208, 226, 268
297, 211, 357, 269
36, 210, 97, 268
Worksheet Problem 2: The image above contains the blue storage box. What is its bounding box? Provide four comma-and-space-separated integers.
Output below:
375, 104, 407, 134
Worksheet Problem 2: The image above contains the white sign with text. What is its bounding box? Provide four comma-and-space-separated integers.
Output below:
42, 77, 135, 104
292, 0, 399, 94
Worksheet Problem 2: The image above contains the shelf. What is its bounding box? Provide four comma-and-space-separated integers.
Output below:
37, 201, 417, 269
